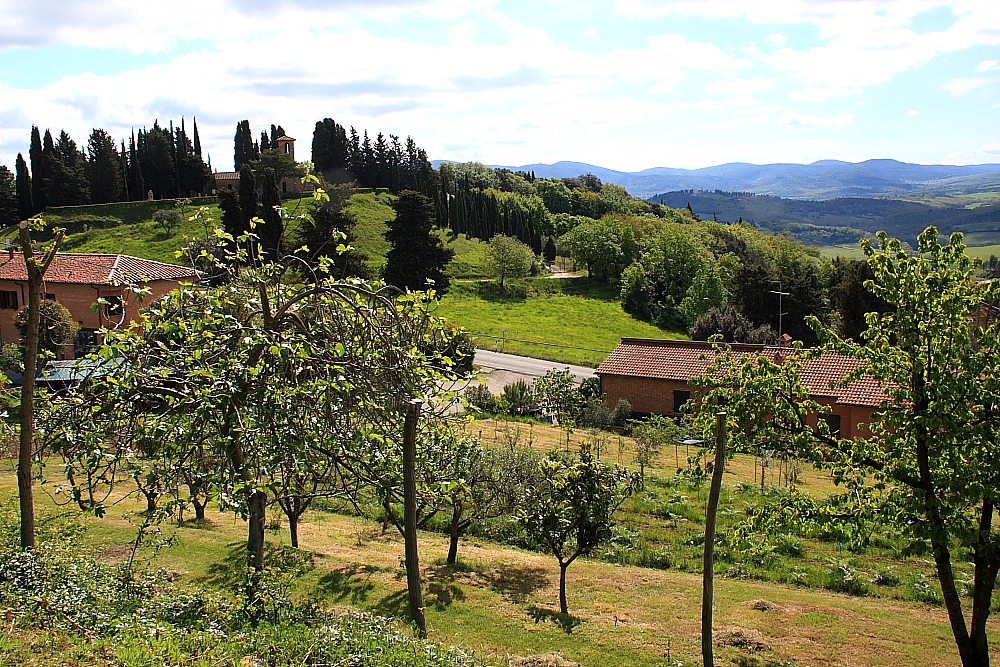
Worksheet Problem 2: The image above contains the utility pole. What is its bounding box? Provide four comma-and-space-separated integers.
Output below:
769, 281, 790, 340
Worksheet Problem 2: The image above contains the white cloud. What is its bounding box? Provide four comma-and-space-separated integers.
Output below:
977, 59, 1000, 72
766, 33, 787, 46
0, 0, 499, 52
943, 76, 998, 95
787, 86, 861, 102
779, 110, 854, 129
704, 77, 774, 95
615, 1, 1000, 88
583, 27, 599, 38
722, 94, 762, 106
982, 144, 1000, 155
908, 109, 920, 115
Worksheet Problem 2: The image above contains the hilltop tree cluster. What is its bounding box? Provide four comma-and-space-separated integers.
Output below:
11, 119, 212, 216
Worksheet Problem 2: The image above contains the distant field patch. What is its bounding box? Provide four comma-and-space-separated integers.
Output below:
436, 279, 685, 367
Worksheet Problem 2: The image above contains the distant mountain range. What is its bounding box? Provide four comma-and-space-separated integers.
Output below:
434, 158, 1000, 200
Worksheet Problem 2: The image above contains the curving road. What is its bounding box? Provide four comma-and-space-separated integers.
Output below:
473, 349, 597, 383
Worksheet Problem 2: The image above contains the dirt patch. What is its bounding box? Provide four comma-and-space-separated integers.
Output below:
510, 652, 580, 667
716, 626, 772, 652
745, 599, 786, 612
99, 544, 132, 562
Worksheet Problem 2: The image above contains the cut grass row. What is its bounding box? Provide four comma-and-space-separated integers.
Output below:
0, 449, 985, 667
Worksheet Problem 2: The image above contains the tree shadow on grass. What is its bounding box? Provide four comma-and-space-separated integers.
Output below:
527, 605, 583, 634
476, 282, 529, 303
483, 565, 550, 604
315, 564, 382, 606
192, 542, 315, 591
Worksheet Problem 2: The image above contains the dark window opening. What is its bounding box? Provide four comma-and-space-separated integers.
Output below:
820, 414, 842, 436
673, 389, 691, 413
74, 328, 100, 356
282, 181, 287, 193
45, 293, 56, 300
0, 291, 18, 309
104, 296, 123, 317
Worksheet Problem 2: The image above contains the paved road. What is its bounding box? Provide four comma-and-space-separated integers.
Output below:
473, 349, 597, 382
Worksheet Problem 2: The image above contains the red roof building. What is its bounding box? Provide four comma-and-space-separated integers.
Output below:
0, 252, 198, 359
596, 338, 886, 439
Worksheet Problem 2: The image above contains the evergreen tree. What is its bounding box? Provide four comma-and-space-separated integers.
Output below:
128, 131, 144, 201
86, 129, 122, 204
234, 120, 256, 170
14, 155, 32, 220
44, 130, 90, 206
257, 167, 283, 263
0, 165, 17, 227
543, 236, 557, 262
218, 189, 243, 239
143, 123, 176, 199
238, 164, 258, 238
383, 190, 454, 294
28, 126, 46, 212
260, 131, 271, 152
175, 122, 210, 196
192, 117, 203, 158
297, 186, 371, 280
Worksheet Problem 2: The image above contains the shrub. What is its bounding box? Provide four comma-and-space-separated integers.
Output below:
824, 559, 868, 596
153, 209, 183, 235
464, 384, 496, 413
502, 380, 536, 415
871, 566, 900, 587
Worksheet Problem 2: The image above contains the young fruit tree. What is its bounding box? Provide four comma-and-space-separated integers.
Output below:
689, 227, 1000, 667
485, 234, 535, 289
519, 443, 638, 615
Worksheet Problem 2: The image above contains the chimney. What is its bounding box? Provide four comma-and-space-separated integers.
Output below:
778, 333, 793, 348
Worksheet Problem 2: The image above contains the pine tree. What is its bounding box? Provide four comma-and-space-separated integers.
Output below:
543, 236, 557, 262
87, 129, 122, 204
15, 154, 32, 220
257, 167, 283, 263
28, 126, 46, 212
383, 190, 454, 294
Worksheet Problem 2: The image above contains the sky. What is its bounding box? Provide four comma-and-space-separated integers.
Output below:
0, 0, 998, 173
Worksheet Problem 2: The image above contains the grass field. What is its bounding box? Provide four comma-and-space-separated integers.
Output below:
1, 425, 989, 667
437, 279, 686, 367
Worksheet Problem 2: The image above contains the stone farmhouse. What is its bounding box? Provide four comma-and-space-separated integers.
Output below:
211, 135, 314, 195
596, 338, 887, 439
0, 252, 199, 359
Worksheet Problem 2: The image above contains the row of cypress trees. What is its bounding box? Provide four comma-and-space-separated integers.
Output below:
14, 118, 212, 218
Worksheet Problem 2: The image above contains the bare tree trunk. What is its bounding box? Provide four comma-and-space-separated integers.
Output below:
559, 561, 569, 615
447, 503, 461, 565
289, 513, 299, 549
192, 498, 206, 522
970, 499, 998, 667
702, 412, 727, 667
402, 399, 426, 638
16, 224, 60, 550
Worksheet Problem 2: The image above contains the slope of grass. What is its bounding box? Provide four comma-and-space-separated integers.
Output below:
1, 445, 989, 667
437, 279, 686, 367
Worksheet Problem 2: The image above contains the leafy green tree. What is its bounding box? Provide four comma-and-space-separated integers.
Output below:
295, 184, 370, 280
384, 190, 454, 294
86, 129, 122, 204
535, 179, 573, 215
486, 234, 535, 288
690, 228, 1000, 667
533, 368, 584, 422
254, 149, 305, 185
14, 299, 80, 357
630, 415, 682, 488
559, 218, 637, 283
520, 444, 637, 614
152, 209, 182, 236
0, 166, 17, 227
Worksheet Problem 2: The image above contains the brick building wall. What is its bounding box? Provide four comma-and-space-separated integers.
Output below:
601, 374, 875, 438
0, 278, 181, 359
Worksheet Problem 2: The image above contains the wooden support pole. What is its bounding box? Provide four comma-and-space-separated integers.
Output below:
402, 399, 427, 638
702, 411, 727, 667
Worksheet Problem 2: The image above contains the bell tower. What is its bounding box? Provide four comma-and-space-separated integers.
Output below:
275, 135, 295, 161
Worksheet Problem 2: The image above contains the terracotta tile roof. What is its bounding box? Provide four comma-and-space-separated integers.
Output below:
0, 253, 198, 286
213, 171, 240, 180
274, 135, 295, 142
596, 338, 888, 408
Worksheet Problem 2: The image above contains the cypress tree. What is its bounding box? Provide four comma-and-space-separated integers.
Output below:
543, 236, 557, 262
128, 131, 144, 201
260, 131, 271, 152
192, 117, 202, 158
257, 167, 283, 263
119, 140, 130, 201
15, 154, 32, 220
0, 165, 17, 226
143, 123, 176, 199
235, 120, 255, 170
86, 128, 123, 204
311, 120, 333, 173
218, 189, 243, 239
237, 164, 258, 238
29, 126, 46, 212
44, 130, 90, 206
